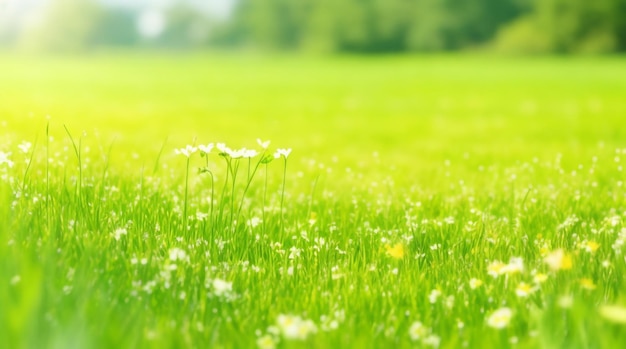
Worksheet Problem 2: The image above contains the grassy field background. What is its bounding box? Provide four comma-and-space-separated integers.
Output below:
1, 53, 626, 348
3, 54, 626, 162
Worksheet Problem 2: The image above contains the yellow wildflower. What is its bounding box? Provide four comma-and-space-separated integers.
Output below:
385, 243, 405, 259
257, 334, 278, 349
469, 278, 483, 289
544, 249, 573, 271
579, 278, 596, 290
515, 282, 536, 297
581, 241, 600, 253
533, 273, 548, 284
487, 261, 507, 277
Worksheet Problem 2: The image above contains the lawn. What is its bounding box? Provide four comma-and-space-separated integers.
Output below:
1, 52, 626, 348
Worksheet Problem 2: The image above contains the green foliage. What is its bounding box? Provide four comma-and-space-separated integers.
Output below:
227, 0, 626, 53
155, 5, 212, 48
496, 0, 626, 54
494, 16, 552, 54
8, 0, 626, 53
231, 0, 524, 52
534, 0, 617, 53
91, 8, 140, 47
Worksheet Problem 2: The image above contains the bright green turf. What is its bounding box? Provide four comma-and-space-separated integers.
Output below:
1, 52, 626, 348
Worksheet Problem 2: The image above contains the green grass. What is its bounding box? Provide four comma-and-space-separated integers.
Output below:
1, 52, 626, 349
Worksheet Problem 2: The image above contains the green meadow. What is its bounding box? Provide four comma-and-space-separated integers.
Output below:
1, 53, 626, 348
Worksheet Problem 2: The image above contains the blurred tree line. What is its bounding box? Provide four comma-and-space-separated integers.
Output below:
231, 0, 626, 53
3, 0, 626, 54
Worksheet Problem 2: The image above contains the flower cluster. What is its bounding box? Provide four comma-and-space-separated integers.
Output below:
487, 257, 524, 278
487, 307, 513, 329
209, 278, 235, 299
174, 139, 292, 160
257, 314, 319, 349
408, 321, 441, 347
544, 249, 573, 271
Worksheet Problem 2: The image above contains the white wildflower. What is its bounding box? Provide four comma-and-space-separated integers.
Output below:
0, 151, 14, 168
502, 257, 524, 274
243, 148, 259, 158
423, 334, 441, 348
408, 321, 429, 341
429, 289, 441, 304
248, 217, 262, 228
198, 143, 214, 154
18, 141, 32, 154
212, 278, 233, 297
113, 227, 127, 241
487, 307, 513, 329
174, 145, 197, 158
169, 247, 189, 262
288, 246, 301, 260
257, 334, 278, 349
257, 139, 271, 149
276, 314, 317, 340
274, 148, 292, 159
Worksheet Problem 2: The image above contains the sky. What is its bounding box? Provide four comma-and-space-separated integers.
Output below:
0, 0, 237, 21
0, 0, 237, 40
101, 0, 237, 19
0, 0, 43, 31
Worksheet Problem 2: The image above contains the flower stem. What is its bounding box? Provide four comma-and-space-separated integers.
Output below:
183, 156, 190, 232
280, 157, 287, 234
